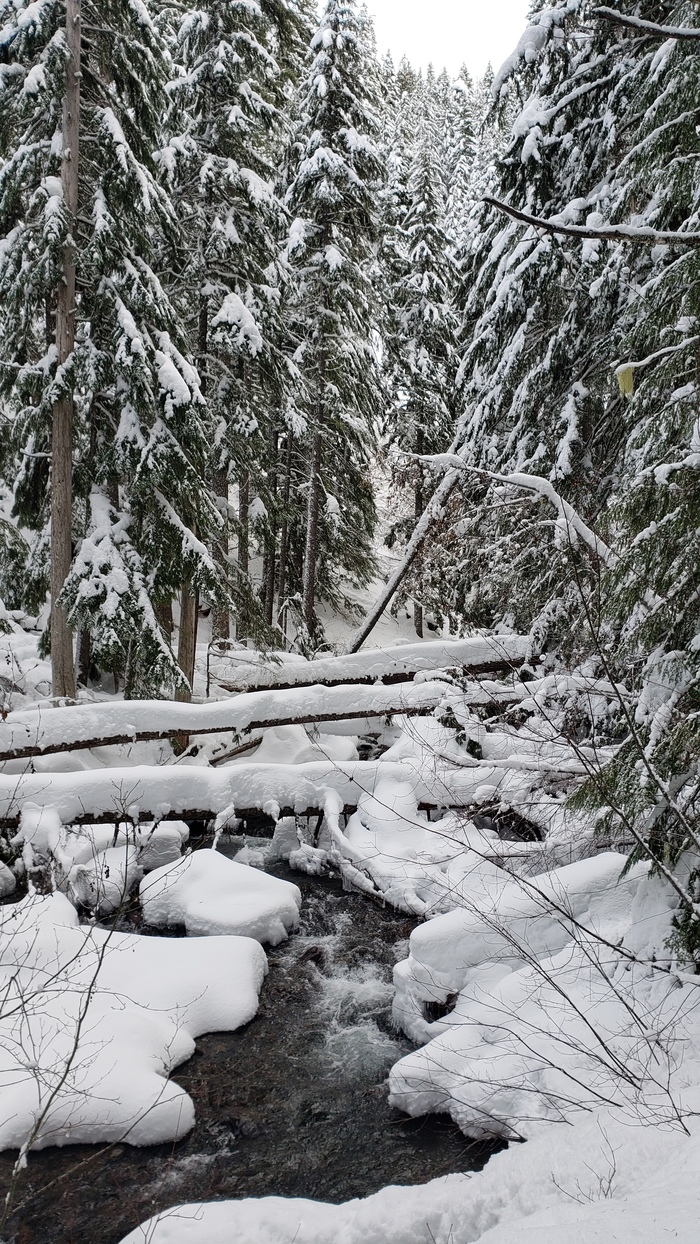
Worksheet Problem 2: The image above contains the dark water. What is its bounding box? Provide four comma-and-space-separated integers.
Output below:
0, 858, 501, 1244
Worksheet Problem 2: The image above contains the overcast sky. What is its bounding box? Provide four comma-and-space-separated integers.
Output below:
363, 1, 531, 79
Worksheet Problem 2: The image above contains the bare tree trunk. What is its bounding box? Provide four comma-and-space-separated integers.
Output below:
77, 629, 91, 686
51, 0, 81, 700
197, 291, 228, 644
302, 429, 322, 636
276, 434, 293, 637
348, 461, 462, 653
175, 580, 199, 703
236, 468, 250, 640
157, 599, 173, 641
413, 426, 424, 639
211, 466, 230, 642
262, 423, 278, 626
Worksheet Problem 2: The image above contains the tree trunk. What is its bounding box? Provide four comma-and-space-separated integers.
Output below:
302, 429, 323, 636
237, 468, 250, 639
276, 434, 293, 637
211, 466, 230, 642
413, 426, 424, 639
157, 599, 173, 641
51, 0, 81, 700
77, 629, 91, 686
347, 458, 463, 653
175, 580, 199, 703
262, 423, 278, 627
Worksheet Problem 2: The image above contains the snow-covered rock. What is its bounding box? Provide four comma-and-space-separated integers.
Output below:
67, 844, 143, 915
0, 892, 267, 1151
140, 849, 301, 943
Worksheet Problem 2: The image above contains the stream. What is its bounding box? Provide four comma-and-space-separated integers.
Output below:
0, 849, 501, 1244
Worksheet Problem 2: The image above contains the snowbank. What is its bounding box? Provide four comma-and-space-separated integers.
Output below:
389, 854, 687, 1138
140, 850, 301, 943
117, 1109, 700, 1243
0, 892, 267, 1150
11, 806, 188, 913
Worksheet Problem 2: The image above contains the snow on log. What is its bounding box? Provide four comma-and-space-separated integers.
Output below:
212, 634, 530, 692
0, 757, 521, 829
0, 680, 450, 763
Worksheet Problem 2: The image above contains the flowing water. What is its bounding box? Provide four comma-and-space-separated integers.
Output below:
0, 853, 501, 1244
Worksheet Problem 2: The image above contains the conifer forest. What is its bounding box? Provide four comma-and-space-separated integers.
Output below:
1, 3, 700, 1242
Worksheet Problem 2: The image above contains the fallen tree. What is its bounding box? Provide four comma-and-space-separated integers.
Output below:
0, 758, 481, 828
0, 680, 448, 763
211, 634, 529, 692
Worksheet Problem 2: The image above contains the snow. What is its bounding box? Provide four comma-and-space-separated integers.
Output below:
211, 292, 263, 356
492, 24, 550, 100
11, 805, 189, 913
140, 849, 301, 943
118, 843, 700, 1244
0, 891, 267, 1150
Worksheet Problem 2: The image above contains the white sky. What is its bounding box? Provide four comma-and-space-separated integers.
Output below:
364, 1, 531, 79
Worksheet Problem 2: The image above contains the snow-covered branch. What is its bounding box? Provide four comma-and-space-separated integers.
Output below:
594, 6, 700, 40
483, 195, 700, 246
416, 455, 616, 567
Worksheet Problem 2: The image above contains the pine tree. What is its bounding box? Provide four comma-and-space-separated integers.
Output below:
163, 0, 310, 658
384, 120, 458, 636
440, 0, 700, 946
0, 0, 221, 697
283, 0, 385, 650
448, 0, 629, 641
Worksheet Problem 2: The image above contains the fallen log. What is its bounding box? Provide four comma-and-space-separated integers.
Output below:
211, 634, 529, 693
0, 757, 507, 829
0, 680, 447, 764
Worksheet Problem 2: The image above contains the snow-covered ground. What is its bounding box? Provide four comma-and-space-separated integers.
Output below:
2, 613, 700, 1243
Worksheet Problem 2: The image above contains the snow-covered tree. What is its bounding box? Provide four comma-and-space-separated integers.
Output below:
439, 0, 700, 951
283, 0, 385, 648
160, 0, 310, 656
0, 0, 223, 697
384, 123, 458, 635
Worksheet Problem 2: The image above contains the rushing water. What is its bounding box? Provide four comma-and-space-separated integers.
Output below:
0, 853, 501, 1244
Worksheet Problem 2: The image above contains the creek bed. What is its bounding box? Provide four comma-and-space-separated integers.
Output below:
0, 856, 501, 1244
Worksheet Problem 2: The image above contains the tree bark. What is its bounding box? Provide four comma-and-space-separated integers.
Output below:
236, 468, 250, 639
413, 426, 424, 639
211, 466, 230, 641
276, 433, 293, 636
51, 0, 81, 700
175, 579, 199, 703
302, 429, 323, 636
157, 599, 173, 641
262, 422, 278, 627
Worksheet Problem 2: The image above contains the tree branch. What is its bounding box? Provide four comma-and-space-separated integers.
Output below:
594, 6, 700, 40
483, 195, 700, 247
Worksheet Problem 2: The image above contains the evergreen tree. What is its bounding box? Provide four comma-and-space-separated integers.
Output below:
441, 0, 700, 946
0, 0, 222, 697
283, 0, 385, 649
446, 0, 628, 640
385, 122, 458, 635
163, 0, 309, 657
